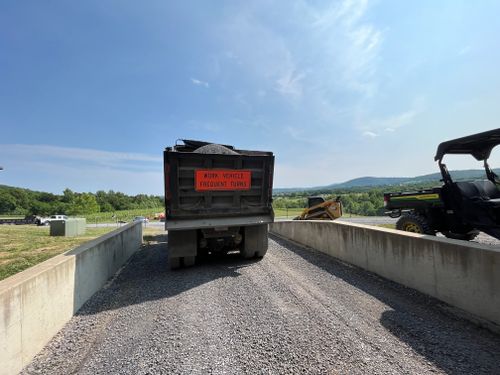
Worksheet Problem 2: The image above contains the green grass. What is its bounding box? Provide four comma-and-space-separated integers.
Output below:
0, 225, 116, 281
273, 207, 367, 218
273, 207, 305, 218
81, 208, 164, 224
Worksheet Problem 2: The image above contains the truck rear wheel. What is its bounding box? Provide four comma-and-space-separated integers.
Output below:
183, 256, 196, 267
241, 224, 268, 259
169, 257, 181, 270
442, 231, 479, 241
396, 213, 434, 235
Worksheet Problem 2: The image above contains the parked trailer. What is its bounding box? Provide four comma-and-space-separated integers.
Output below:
164, 140, 274, 269
0, 215, 39, 225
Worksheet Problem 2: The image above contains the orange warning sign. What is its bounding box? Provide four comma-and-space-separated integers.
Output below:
195, 170, 252, 191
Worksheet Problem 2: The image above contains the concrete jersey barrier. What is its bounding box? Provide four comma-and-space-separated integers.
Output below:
0, 222, 142, 375
270, 220, 500, 329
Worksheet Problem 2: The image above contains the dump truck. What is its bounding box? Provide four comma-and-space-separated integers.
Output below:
164, 140, 275, 269
293, 196, 342, 220
384, 128, 500, 240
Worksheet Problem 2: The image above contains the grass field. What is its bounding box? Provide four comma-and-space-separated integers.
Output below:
273, 207, 304, 218
0, 225, 116, 281
81, 208, 163, 224
0, 209, 164, 224
2, 206, 366, 224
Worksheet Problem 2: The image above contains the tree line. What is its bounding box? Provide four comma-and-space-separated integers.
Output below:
273, 181, 438, 216
1, 180, 439, 217
0, 185, 164, 216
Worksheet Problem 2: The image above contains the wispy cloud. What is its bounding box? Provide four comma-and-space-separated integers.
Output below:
190, 78, 209, 88
0, 144, 161, 165
275, 69, 305, 97
0, 144, 163, 194
362, 131, 378, 138
308, 0, 383, 96
359, 96, 426, 136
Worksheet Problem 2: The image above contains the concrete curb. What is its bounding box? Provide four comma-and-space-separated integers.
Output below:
270, 220, 500, 330
0, 222, 142, 375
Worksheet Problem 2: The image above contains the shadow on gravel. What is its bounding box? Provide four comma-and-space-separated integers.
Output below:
270, 234, 500, 375
76, 233, 260, 317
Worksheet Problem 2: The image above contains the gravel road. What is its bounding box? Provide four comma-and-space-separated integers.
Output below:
23, 234, 500, 374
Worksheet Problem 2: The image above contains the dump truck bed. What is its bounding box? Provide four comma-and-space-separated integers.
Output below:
164, 144, 274, 230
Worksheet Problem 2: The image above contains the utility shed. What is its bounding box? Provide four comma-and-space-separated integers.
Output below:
50, 218, 86, 237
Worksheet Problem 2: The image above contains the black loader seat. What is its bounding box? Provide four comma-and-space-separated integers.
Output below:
452, 181, 500, 212
446, 180, 500, 236
454, 181, 500, 204
453, 182, 481, 200
473, 180, 500, 200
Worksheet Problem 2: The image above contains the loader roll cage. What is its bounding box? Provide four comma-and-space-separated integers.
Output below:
434, 128, 500, 185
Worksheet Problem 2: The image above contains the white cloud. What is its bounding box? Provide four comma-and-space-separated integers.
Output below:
361, 96, 426, 134
0, 144, 163, 194
216, 0, 383, 116
362, 131, 378, 138
275, 70, 305, 97
190, 78, 209, 88
0, 144, 161, 164
380, 110, 418, 132
219, 10, 304, 100
308, 0, 382, 96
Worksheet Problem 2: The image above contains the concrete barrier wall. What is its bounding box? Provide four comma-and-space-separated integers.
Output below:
0, 222, 142, 375
270, 220, 500, 328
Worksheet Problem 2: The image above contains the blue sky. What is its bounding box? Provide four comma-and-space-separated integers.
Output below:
1, 0, 500, 194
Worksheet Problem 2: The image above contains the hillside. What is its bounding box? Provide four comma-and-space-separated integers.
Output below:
274, 168, 497, 193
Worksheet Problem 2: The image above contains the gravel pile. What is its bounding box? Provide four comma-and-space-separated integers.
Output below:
193, 144, 239, 155
23, 234, 500, 374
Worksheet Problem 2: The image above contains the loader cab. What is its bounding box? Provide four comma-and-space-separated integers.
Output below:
308, 196, 325, 208
435, 128, 500, 238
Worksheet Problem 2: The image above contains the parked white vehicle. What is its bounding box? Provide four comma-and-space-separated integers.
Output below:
37, 214, 68, 226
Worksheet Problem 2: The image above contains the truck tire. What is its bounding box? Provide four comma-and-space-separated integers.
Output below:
241, 224, 268, 259
169, 257, 181, 270
396, 212, 434, 235
183, 256, 196, 267
442, 231, 479, 241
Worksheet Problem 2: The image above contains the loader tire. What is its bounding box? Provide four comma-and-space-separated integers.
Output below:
241, 224, 268, 259
396, 212, 434, 235
442, 231, 479, 241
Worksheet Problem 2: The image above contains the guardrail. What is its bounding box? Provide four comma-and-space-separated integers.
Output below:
270, 220, 500, 330
0, 222, 142, 375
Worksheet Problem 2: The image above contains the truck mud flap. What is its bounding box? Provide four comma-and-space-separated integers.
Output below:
168, 229, 197, 268
241, 224, 268, 259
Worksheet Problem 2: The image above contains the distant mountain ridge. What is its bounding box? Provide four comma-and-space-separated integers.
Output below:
274, 168, 499, 193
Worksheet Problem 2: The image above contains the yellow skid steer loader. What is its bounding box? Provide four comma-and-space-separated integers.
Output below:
294, 196, 342, 220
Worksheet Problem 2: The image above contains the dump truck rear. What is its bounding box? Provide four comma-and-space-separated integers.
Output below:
164, 140, 274, 269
